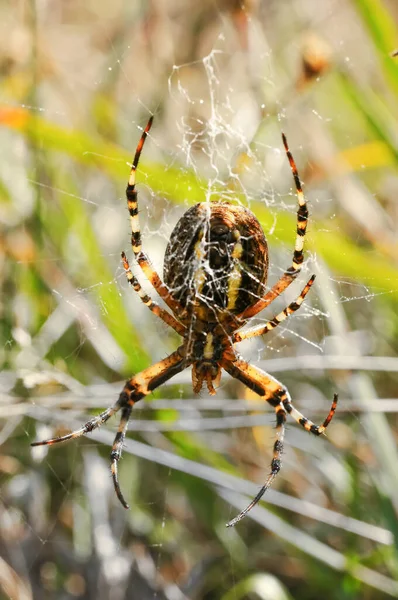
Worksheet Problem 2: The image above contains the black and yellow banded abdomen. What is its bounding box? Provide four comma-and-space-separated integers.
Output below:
163, 202, 269, 316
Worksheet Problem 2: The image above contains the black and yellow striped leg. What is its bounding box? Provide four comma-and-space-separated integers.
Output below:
110, 348, 187, 507
32, 348, 189, 508
233, 275, 315, 343
226, 405, 286, 527
283, 393, 338, 436
124, 116, 185, 317
126, 116, 153, 258
239, 133, 309, 321
221, 358, 337, 526
282, 132, 308, 277
31, 404, 121, 447
121, 252, 185, 336
110, 406, 132, 508
136, 252, 185, 317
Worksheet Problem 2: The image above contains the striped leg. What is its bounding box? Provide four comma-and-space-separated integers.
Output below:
221, 357, 337, 526
110, 406, 132, 507
110, 348, 187, 508
32, 348, 188, 509
239, 133, 309, 320
125, 116, 184, 316
233, 275, 315, 343
281, 132, 308, 276
226, 404, 286, 527
137, 252, 185, 315
126, 116, 153, 258
31, 405, 120, 446
121, 252, 185, 336
283, 393, 338, 436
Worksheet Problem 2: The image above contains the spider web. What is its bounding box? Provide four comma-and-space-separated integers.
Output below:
1, 1, 398, 598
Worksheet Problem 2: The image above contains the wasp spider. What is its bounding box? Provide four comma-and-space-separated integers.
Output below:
32, 117, 338, 527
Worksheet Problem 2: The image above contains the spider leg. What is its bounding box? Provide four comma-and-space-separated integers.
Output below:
126, 116, 153, 258
31, 405, 120, 446
221, 357, 337, 526
110, 405, 132, 507
125, 116, 185, 317
136, 251, 185, 316
32, 348, 188, 509
121, 251, 185, 336
233, 274, 315, 343
285, 392, 338, 435
227, 405, 286, 528
112, 347, 187, 507
239, 133, 309, 320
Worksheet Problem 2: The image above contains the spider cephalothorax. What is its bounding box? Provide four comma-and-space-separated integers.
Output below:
32, 116, 337, 527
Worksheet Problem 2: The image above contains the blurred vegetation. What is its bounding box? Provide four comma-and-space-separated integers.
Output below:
1, 0, 398, 599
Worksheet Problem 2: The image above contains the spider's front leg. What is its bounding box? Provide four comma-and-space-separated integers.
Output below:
221, 357, 338, 527
32, 348, 188, 509
112, 347, 187, 507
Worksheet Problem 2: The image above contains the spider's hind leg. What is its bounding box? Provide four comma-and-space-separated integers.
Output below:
125, 116, 185, 317
239, 133, 309, 321
126, 116, 153, 259
281, 132, 308, 278
121, 251, 185, 336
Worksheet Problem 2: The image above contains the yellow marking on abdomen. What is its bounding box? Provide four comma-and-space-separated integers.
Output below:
227, 238, 243, 311
194, 230, 204, 260
194, 267, 206, 294
191, 229, 207, 295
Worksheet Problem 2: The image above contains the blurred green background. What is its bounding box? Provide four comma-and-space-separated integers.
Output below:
1, 0, 398, 598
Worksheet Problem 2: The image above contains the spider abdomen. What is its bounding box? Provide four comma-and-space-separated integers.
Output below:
163, 202, 269, 317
